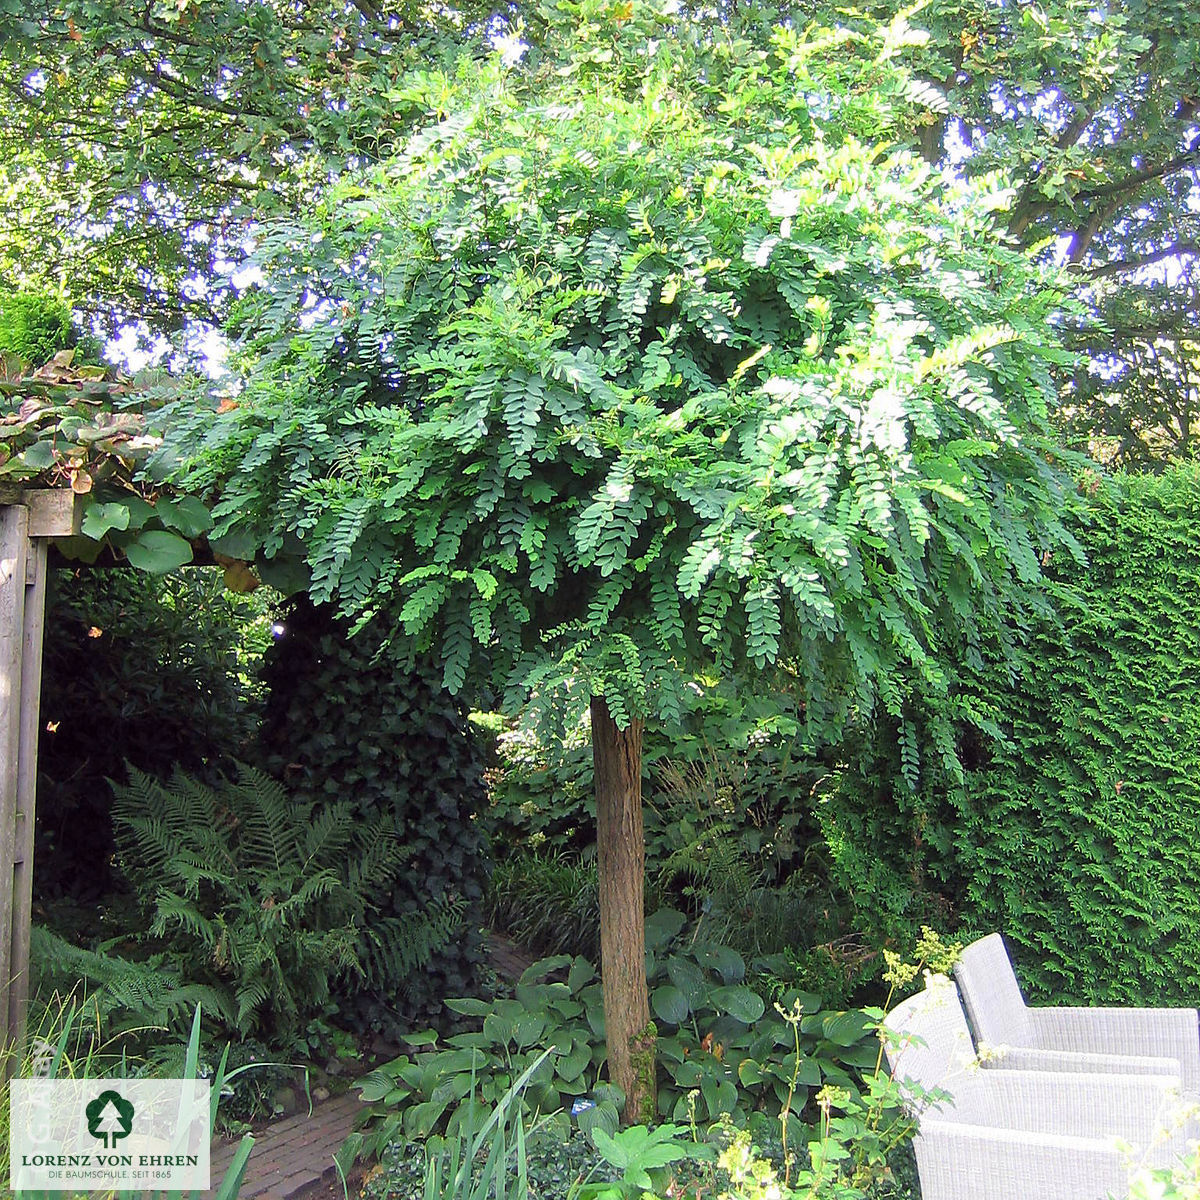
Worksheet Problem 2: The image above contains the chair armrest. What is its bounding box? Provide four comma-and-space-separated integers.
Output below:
981, 1044, 1182, 1077
1029, 1006, 1200, 1094
913, 1120, 1127, 1200
935, 1068, 1183, 1146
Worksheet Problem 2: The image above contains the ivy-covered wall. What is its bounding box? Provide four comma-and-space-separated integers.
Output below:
259, 599, 491, 1031
952, 467, 1200, 1004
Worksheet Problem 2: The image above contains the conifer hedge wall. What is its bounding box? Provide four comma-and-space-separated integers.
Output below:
825, 467, 1200, 1005
953, 466, 1200, 1003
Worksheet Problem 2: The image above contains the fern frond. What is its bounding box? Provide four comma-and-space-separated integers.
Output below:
358, 894, 466, 989
301, 801, 357, 868
149, 890, 220, 948
230, 763, 301, 872
29, 926, 236, 1035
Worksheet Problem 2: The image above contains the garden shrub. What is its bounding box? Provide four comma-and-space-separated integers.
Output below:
0, 289, 100, 368
36, 568, 269, 900
486, 717, 596, 859
487, 850, 601, 960
813, 696, 966, 973
28, 923, 236, 1037
258, 597, 491, 1033
487, 688, 820, 877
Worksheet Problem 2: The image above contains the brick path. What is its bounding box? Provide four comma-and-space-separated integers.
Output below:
488, 931, 536, 980
204, 933, 537, 1199
208, 1090, 362, 1199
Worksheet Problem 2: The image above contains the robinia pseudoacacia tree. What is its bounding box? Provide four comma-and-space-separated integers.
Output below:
163, 8, 1079, 1120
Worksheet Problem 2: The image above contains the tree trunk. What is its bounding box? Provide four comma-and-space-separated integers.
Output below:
591, 695, 653, 1125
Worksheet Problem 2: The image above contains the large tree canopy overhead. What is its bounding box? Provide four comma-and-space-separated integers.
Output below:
4, 0, 1198, 449
0, 0, 497, 336
166, 15, 1077, 736
162, 6, 1080, 1112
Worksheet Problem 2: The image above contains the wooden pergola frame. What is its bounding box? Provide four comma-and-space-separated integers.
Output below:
0, 487, 79, 1056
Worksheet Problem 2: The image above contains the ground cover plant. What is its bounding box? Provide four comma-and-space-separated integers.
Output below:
348, 929, 954, 1200
346, 921, 950, 1154
161, 0, 1080, 1119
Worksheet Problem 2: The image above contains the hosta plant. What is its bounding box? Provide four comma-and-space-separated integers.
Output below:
345, 912, 882, 1160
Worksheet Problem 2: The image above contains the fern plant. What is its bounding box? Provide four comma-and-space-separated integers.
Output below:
111, 764, 446, 1045
652, 751, 786, 949
651, 750, 856, 964
29, 925, 237, 1037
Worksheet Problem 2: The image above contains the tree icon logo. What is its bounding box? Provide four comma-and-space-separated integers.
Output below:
85, 1089, 135, 1148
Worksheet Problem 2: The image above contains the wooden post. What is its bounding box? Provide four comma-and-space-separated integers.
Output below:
0, 490, 77, 1061
10, 537, 47, 1043
0, 502, 30, 1059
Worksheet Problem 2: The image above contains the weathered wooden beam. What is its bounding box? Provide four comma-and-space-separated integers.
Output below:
26, 490, 81, 538
8, 538, 47, 1048
0, 488, 81, 538
0, 504, 29, 1054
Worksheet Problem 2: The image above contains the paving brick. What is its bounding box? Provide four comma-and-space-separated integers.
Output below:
202, 1093, 364, 1198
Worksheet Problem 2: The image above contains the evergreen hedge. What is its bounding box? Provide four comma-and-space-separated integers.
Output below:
826, 467, 1200, 1005
258, 598, 491, 1032
955, 467, 1200, 1003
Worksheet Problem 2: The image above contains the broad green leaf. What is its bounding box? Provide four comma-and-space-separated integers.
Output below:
157, 495, 213, 537
445, 997, 494, 1017
698, 944, 745, 984
666, 956, 706, 1005
209, 529, 259, 559
577, 1099, 619, 1141
404, 1100, 449, 1137
20, 441, 55, 469
568, 956, 597, 993
709, 985, 766, 1024
651, 984, 690, 1026
123, 530, 193, 573
644, 908, 685, 950
256, 552, 310, 596
80, 501, 131, 540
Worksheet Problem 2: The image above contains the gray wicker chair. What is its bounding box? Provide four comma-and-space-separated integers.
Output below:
954, 933, 1200, 1098
883, 977, 1194, 1200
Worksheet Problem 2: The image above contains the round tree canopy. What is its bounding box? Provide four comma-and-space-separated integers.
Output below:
164, 10, 1081, 735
